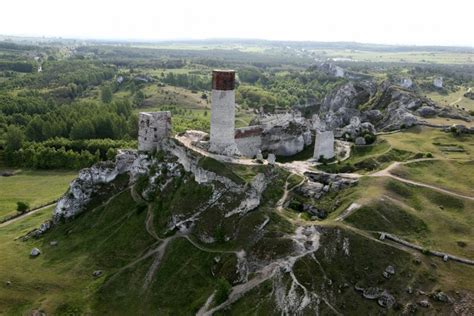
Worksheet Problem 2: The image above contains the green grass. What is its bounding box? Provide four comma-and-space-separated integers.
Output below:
0, 169, 76, 219
319, 143, 416, 174
391, 160, 474, 196
426, 86, 474, 112
345, 199, 429, 237
198, 157, 246, 185
380, 126, 474, 160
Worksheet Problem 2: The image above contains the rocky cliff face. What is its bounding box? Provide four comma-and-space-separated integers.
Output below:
319, 80, 471, 132
256, 113, 312, 156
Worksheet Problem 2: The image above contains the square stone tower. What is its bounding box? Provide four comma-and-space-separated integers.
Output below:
209, 70, 240, 156
138, 111, 171, 152
313, 131, 335, 160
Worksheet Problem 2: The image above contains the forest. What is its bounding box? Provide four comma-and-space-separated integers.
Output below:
0, 38, 473, 169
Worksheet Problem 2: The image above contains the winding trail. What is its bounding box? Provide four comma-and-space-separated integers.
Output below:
0, 202, 56, 228
449, 87, 471, 106
370, 158, 474, 201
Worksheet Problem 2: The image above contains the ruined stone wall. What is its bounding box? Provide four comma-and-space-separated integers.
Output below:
138, 111, 171, 152
235, 126, 263, 158
209, 70, 239, 155
313, 131, 335, 160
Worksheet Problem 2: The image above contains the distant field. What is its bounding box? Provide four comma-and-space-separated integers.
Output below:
0, 170, 76, 219
311, 49, 474, 64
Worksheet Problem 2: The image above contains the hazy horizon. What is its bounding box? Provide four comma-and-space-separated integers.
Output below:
1, 0, 473, 47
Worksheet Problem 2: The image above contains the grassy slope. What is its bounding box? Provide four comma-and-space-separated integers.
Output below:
426, 87, 474, 112
380, 126, 474, 160
391, 160, 474, 196
328, 176, 474, 260
0, 170, 76, 219
318, 139, 418, 174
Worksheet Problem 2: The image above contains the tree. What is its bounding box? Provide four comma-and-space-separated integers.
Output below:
16, 201, 29, 214
70, 120, 96, 140
5, 125, 25, 151
214, 278, 231, 304
133, 90, 145, 106
101, 85, 113, 104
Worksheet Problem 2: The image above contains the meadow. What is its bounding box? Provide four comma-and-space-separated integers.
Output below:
0, 170, 76, 219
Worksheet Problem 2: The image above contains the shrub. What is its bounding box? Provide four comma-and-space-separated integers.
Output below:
16, 201, 29, 213
214, 278, 232, 304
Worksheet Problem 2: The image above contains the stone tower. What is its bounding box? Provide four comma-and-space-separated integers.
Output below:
209, 70, 240, 155
313, 131, 335, 160
138, 111, 171, 152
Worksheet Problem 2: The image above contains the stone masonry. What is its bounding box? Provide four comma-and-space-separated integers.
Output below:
138, 111, 171, 152
313, 130, 335, 160
209, 70, 240, 156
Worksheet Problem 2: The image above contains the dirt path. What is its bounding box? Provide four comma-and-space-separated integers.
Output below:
450, 87, 471, 106
0, 202, 56, 228
145, 205, 161, 241
370, 158, 474, 201
174, 135, 261, 166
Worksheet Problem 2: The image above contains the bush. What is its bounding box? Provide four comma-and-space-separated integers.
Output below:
363, 133, 376, 145
16, 201, 30, 213
214, 278, 232, 305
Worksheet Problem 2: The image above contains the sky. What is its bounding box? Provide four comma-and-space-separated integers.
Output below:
1, 0, 473, 47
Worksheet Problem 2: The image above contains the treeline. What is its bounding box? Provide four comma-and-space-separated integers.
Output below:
161, 72, 210, 91
0, 97, 136, 141
235, 67, 344, 110
3, 135, 135, 169
2, 59, 115, 91
0, 61, 34, 73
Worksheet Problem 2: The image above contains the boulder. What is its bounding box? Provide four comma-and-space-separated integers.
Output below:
267, 153, 276, 165
403, 302, 417, 314
50, 241, 58, 246
432, 291, 451, 303
30, 248, 41, 257
93, 270, 103, 277
418, 300, 430, 308
355, 137, 366, 145
417, 106, 437, 118
385, 265, 395, 275
377, 291, 396, 308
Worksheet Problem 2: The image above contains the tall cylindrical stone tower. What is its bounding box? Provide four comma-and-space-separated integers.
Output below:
209, 70, 240, 155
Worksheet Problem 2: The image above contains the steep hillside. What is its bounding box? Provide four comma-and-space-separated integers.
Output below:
1, 136, 473, 315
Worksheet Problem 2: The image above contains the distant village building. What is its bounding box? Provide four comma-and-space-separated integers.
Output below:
433, 77, 443, 88
313, 131, 335, 160
138, 111, 171, 151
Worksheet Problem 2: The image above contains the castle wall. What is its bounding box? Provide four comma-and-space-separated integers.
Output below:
313, 131, 335, 160
235, 126, 263, 158
138, 111, 171, 152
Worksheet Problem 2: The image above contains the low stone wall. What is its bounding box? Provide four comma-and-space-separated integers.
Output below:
380, 232, 474, 266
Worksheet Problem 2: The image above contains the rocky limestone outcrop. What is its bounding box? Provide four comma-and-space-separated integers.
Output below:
319, 80, 471, 132
253, 112, 312, 156
53, 150, 151, 222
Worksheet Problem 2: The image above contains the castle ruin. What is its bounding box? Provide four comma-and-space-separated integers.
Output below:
313, 130, 335, 160
138, 111, 171, 151
209, 70, 240, 156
